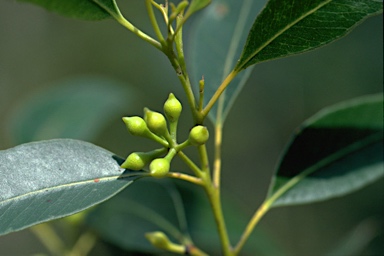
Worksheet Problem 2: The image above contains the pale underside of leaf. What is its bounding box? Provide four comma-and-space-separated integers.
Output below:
270, 133, 383, 207
0, 139, 139, 235
267, 95, 384, 207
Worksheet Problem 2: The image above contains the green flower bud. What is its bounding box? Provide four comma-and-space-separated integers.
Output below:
164, 93, 182, 122
149, 158, 170, 178
122, 116, 148, 136
189, 125, 209, 146
145, 110, 168, 136
143, 107, 151, 123
122, 116, 169, 146
120, 152, 148, 170
121, 148, 168, 170
145, 231, 185, 254
145, 231, 171, 250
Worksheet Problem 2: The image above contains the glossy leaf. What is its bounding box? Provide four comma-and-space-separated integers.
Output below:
0, 139, 141, 236
17, 0, 120, 20
235, 0, 383, 71
6, 76, 136, 145
188, 0, 265, 123
268, 94, 384, 207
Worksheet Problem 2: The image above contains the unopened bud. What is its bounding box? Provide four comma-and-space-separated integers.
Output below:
145, 231, 171, 250
164, 93, 182, 122
145, 231, 185, 254
121, 148, 167, 170
188, 125, 209, 146
122, 116, 148, 136
149, 158, 170, 178
121, 152, 148, 170
145, 110, 168, 136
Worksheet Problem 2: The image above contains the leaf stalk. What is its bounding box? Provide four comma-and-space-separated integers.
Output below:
201, 70, 238, 121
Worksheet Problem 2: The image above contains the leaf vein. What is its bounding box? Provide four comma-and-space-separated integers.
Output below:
237, 0, 333, 71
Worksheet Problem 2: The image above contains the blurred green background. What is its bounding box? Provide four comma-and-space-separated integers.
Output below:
0, 0, 383, 255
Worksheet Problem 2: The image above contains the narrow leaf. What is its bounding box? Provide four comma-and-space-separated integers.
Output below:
268, 94, 384, 207
185, 0, 212, 19
0, 139, 140, 236
188, 0, 265, 123
17, 0, 120, 20
236, 0, 383, 71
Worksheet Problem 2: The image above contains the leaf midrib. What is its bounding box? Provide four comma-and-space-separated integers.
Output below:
268, 131, 383, 206
93, 0, 121, 18
0, 172, 139, 205
236, 0, 332, 71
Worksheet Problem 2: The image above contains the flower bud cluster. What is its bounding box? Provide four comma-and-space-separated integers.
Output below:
121, 93, 209, 178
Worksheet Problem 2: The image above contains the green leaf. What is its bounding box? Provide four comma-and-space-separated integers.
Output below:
0, 139, 140, 236
18, 0, 120, 20
6, 76, 136, 144
86, 179, 285, 255
185, 0, 212, 19
188, 0, 265, 123
235, 0, 383, 71
86, 179, 187, 253
268, 94, 384, 207
93, 0, 121, 17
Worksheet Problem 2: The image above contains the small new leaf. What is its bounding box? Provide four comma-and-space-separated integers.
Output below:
184, 0, 212, 20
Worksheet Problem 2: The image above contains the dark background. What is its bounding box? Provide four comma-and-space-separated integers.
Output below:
1, 0, 383, 255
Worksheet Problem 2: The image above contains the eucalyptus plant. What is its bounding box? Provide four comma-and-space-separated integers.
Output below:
0, 0, 383, 255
